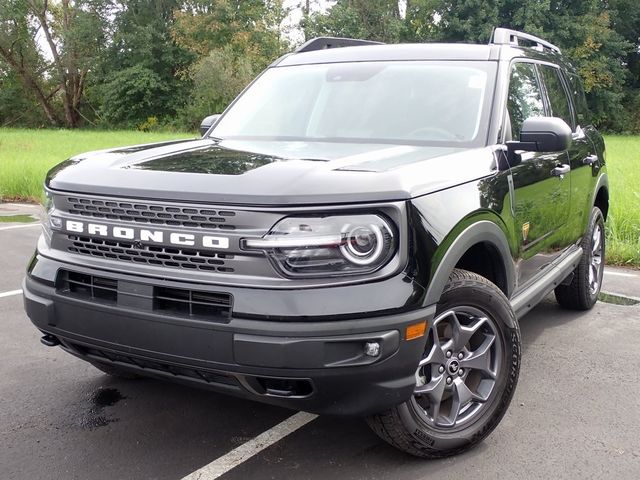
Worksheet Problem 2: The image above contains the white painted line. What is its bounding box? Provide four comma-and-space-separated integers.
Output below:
604, 270, 639, 278
0, 289, 23, 298
0, 223, 41, 231
182, 412, 318, 480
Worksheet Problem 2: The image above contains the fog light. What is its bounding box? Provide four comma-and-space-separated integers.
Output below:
364, 342, 380, 357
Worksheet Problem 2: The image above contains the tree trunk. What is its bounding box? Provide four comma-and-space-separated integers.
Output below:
0, 46, 61, 126
30, 0, 81, 128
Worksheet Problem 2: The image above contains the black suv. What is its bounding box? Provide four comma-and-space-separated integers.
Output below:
24, 28, 608, 457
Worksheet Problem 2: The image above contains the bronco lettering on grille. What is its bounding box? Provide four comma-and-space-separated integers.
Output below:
64, 220, 229, 249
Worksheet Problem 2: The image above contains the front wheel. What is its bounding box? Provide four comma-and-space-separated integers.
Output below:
366, 269, 521, 458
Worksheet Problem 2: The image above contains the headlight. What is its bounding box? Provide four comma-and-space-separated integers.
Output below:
244, 214, 396, 277
41, 191, 53, 238
41, 191, 61, 239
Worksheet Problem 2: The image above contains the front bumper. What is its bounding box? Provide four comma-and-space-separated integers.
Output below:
23, 254, 434, 416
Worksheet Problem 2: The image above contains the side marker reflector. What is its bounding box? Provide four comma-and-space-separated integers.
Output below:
405, 321, 427, 340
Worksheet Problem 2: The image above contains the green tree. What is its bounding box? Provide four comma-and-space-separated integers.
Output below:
0, 62, 42, 127
0, 0, 110, 127
560, 8, 631, 131
608, 0, 640, 132
172, 0, 287, 61
94, 0, 194, 127
404, 0, 501, 43
304, 0, 405, 43
179, 46, 255, 129
98, 65, 171, 126
171, 0, 288, 127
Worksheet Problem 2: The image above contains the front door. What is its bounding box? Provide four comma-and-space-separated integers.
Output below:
505, 62, 571, 287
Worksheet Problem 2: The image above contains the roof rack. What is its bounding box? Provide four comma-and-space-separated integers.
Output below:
295, 37, 383, 54
490, 27, 561, 53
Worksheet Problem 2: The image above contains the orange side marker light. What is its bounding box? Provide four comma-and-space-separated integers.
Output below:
405, 321, 427, 341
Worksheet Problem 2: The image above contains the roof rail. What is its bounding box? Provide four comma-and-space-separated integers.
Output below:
295, 37, 383, 54
490, 27, 561, 53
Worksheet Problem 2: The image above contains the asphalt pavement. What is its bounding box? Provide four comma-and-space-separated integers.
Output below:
1, 206, 639, 480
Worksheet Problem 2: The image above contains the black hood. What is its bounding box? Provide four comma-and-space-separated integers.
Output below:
46, 138, 496, 205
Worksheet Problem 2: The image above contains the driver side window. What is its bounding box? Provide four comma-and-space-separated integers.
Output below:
507, 63, 545, 140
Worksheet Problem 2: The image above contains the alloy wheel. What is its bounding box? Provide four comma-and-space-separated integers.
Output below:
588, 223, 604, 295
412, 307, 503, 430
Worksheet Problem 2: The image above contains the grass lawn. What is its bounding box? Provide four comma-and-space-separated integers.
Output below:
604, 136, 640, 267
0, 128, 638, 266
0, 128, 195, 202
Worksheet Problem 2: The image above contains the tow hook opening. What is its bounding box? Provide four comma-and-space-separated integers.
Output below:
254, 377, 314, 398
40, 334, 61, 347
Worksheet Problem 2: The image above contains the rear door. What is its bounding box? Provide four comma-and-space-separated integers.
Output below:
538, 65, 599, 242
505, 62, 572, 287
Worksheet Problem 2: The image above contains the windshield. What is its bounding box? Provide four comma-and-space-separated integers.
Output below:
211, 61, 496, 147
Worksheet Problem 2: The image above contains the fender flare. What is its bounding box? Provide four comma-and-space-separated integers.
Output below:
423, 220, 516, 316
591, 172, 609, 213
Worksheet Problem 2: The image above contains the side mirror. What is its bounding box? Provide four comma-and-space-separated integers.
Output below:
506, 117, 572, 165
200, 114, 221, 137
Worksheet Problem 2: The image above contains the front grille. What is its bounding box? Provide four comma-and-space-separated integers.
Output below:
58, 270, 118, 304
67, 235, 235, 273
52, 193, 282, 278
155, 286, 232, 319
57, 269, 233, 321
66, 196, 237, 230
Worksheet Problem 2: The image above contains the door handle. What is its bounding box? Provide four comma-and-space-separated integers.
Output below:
583, 154, 598, 165
551, 164, 570, 177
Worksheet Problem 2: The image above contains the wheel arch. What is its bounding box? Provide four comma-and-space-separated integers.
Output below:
423, 220, 516, 317
592, 174, 609, 220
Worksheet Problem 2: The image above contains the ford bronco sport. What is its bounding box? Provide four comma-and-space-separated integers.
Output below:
24, 28, 608, 457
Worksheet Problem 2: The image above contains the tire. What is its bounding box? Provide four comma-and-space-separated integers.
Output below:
366, 269, 521, 458
92, 362, 141, 379
554, 207, 605, 310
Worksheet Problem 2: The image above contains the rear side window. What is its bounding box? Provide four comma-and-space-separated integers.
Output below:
539, 65, 574, 130
567, 74, 590, 127
507, 62, 545, 139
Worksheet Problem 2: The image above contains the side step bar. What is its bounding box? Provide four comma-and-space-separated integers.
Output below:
511, 247, 583, 319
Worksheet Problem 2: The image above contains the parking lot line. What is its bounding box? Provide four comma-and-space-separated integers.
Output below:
181, 411, 318, 480
604, 270, 638, 278
0, 223, 41, 231
0, 289, 23, 299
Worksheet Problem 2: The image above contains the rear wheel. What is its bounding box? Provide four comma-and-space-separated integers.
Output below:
366, 269, 521, 458
555, 206, 605, 310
